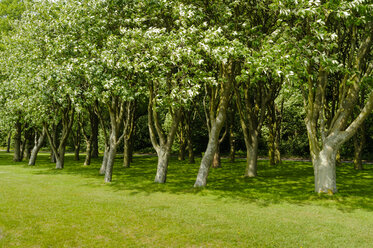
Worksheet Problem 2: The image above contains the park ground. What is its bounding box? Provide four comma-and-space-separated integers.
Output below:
1, 151, 373, 247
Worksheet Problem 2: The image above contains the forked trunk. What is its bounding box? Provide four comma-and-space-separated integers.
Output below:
100, 145, 110, 175
313, 146, 337, 194
154, 147, 171, 183
55, 145, 66, 169
28, 131, 46, 166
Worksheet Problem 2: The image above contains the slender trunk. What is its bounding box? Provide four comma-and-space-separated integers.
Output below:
229, 128, 235, 163
194, 130, 219, 187
84, 140, 92, 166
274, 128, 281, 165
244, 132, 259, 177
154, 147, 171, 183
28, 130, 46, 166
123, 138, 131, 168
6, 132, 11, 153
100, 145, 110, 175
74, 146, 80, 161
20, 138, 26, 161
105, 142, 118, 183
13, 121, 22, 162
313, 146, 337, 194
178, 141, 186, 161
91, 112, 99, 158
353, 125, 365, 170
212, 145, 221, 168
185, 113, 195, 164
178, 122, 186, 161
268, 120, 275, 166
50, 125, 59, 163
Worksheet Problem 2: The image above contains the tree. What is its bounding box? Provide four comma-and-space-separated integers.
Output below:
277, 0, 373, 193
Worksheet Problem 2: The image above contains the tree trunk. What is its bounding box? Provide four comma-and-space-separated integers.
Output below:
104, 145, 117, 183
178, 140, 186, 161
84, 140, 92, 166
154, 147, 171, 183
274, 128, 281, 165
6, 132, 11, 153
74, 146, 80, 161
194, 130, 218, 187
268, 120, 275, 166
313, 146, 337, 194
229, 129, 235, 163
212, 145, 221, 168
178, 121, 186, 161
13, 121, 22, 162
100, 145, 110, 175
28, 130, 46, 166
123, 138, 131, 168
194, 62, 233, 187
55, 145, 66, 169
91, 111, 99, 158
50, 124, 59, 163
244, 132, 259, 177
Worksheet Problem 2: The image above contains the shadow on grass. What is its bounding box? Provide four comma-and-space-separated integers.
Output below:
1, 151, 373, 212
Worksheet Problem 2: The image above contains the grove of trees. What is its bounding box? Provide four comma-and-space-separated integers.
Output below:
0, 0, 372, 194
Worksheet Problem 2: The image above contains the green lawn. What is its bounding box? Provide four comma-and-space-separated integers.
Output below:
0, 151, 373, 247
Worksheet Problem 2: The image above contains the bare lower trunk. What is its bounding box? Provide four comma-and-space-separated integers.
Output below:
229, 131, 235, 163
274, 134, 281, 165
353, 126, 365, 170
55, 145, 66, 169
123, 138, 131, 168
105, 144, 118, 183
91, 112, 99, 158
13, 122, 22, 162
100, 145, 110, 175
178, 141, 186, 161
194, 128, 219, 187
74, 146, 80, 161
84, 140, 92, 166
212, 145, 221, 168
6, 132, 11, 153
28, 131, 46, 166
154, 147, 171, 183
243, 132, 259, 177
313, 147, 337, 194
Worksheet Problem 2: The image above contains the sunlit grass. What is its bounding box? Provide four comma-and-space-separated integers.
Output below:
0, 151, 372, 247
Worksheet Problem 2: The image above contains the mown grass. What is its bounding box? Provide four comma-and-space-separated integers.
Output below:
0, 151, 373, 247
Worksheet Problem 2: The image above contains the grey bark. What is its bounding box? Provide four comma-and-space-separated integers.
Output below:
100, 145, 109, 175
194, 62, 233, 187
244, 131, 259, 177
28, 129, 46, 166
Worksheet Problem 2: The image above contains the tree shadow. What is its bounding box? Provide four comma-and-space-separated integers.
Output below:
2, 151, 372, 212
